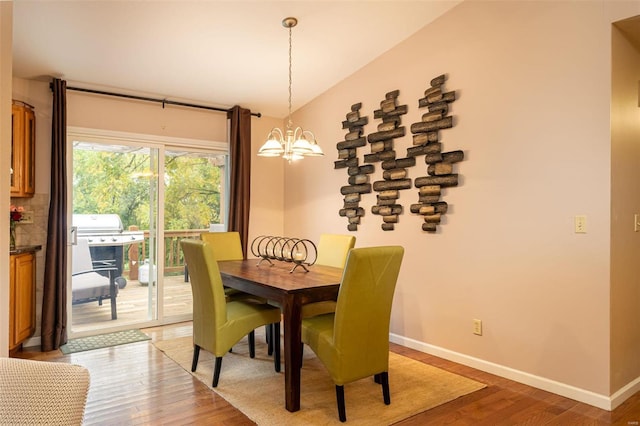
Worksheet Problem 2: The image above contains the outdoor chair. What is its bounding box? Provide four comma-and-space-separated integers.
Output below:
71, 237, 119, 320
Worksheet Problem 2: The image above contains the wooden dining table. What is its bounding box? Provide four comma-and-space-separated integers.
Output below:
217, 258, 343, 412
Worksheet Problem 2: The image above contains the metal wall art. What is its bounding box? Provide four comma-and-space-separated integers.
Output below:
334, 74, 463, 233
251, 236, 318, 273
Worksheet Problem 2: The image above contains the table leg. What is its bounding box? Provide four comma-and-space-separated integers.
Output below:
282, 295, 302, 412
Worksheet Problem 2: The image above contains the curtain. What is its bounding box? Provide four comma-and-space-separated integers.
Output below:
227, 106, 252, 258
41, 78, 67, 351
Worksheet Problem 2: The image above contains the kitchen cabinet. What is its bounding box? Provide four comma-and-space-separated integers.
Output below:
9, 248, 38, 352
11, 100, 36, 198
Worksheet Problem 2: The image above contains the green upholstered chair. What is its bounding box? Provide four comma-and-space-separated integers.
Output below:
301, 246, 404, 422
181, 239, 282, 387
315, 234, 356, 268
200, 231, 252, 300
301, 234, 356, 319
201, 231, 276, 354
200, 231, 244, 260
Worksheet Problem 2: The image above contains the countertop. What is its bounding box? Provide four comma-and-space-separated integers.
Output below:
10, 245, 42, 255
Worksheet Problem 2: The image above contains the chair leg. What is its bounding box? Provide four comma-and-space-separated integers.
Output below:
191, 345, 201, 372
267, 324, 273, 355
336, 385, 346, 422
110, 293, 117, 320
380, 372, 390, 405
109, 274, 118, 320
273, 322, 281, 372
248, 330, 256, 358
212, 357, 223, 387
374, 373, 381, 384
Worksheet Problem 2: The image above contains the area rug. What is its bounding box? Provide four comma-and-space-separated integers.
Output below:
153, 334, 486, 425
60, 329, 150, 354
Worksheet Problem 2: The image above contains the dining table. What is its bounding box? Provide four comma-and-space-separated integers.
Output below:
217, 258, 343, 412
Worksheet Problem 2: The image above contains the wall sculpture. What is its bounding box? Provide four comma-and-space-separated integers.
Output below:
335, 103, 370, 231
335, 74, 463, 233
367, 90, 412, 231
408, 74, 462, 232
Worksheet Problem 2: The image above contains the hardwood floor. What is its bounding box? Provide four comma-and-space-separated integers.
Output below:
14, 322, 640, 425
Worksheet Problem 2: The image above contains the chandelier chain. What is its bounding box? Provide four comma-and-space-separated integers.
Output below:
287, 24, 293, 130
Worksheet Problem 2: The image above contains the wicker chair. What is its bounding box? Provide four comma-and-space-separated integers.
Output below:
0, 358, 90, 425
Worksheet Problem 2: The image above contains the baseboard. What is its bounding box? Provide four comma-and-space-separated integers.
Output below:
389, 333, 617, 411
611, 375, 640, 410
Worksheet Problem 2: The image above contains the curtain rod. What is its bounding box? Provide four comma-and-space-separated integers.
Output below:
60, 85, 262, 118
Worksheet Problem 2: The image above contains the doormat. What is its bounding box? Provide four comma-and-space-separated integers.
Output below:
60, 329, 150, 354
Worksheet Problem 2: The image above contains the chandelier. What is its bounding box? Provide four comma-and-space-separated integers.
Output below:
258, 17, 323, 161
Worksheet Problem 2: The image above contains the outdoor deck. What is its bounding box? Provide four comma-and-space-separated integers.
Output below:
71, 273, 193, 335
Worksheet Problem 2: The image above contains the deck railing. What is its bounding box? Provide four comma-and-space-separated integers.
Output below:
125, 228, 206, 279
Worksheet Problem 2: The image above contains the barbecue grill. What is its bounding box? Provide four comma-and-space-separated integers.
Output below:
73, 214, 145, 288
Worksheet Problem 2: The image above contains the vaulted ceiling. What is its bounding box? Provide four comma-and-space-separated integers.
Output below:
12, 1, 461, 118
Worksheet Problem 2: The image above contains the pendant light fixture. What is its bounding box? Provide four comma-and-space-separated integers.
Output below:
258, 17, 323, 162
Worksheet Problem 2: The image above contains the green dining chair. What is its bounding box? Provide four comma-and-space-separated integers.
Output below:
200, 231, 244, 260
301, 246, 404, 422
301, 234, 356, 319
181, 239, 282, 387
201, 231, 277, 356
200, 231, 254, 300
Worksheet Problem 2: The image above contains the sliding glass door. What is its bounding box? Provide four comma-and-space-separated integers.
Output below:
67, 129, 227, 337
162, 148, 227, 322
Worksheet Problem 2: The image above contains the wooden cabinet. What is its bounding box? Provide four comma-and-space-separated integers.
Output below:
11, 101, 36, 198
9, 251, 36, 351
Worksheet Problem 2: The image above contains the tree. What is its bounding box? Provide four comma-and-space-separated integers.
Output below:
73, 146, 224, 231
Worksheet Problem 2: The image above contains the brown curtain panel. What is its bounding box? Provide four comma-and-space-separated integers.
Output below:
227, 106, 252, 258
41, 78, 68, 351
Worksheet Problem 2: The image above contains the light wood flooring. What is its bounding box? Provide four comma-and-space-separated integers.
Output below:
14, 322, 640, 425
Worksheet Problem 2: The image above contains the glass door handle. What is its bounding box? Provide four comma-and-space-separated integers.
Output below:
69, 226, 78, 245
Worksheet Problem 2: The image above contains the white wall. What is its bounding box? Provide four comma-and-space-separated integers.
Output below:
283, 0, 640, 406
250, 115, 285, 241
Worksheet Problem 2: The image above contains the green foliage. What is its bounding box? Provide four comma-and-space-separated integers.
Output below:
73, 148, 224, 230
164, 154, 223, 229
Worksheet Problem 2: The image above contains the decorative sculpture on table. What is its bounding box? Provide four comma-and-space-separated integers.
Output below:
251, 236, 318, 273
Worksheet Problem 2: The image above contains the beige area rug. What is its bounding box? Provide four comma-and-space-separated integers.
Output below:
153, 333, 486, 425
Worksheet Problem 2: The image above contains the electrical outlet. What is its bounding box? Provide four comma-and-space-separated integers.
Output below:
20, 210, 34, 224
635, 214, 640, 232
473, 319, 482, 336
574, 215, 587, 233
